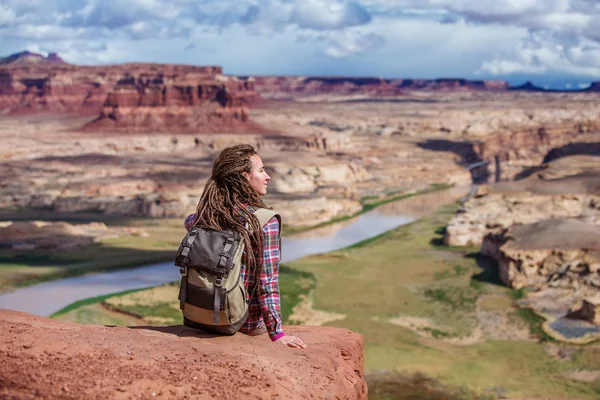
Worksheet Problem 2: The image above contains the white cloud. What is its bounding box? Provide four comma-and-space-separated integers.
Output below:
290, 0, 371, 30
320, 30, 384, 57
0, 5, 17, 27
479, 32, 600, 78
1, 0, 600, 83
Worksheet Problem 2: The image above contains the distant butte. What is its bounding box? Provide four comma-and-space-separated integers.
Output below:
0, 50, 67, 66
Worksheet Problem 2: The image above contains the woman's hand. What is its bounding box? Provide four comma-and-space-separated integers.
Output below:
275, 335, 307, 349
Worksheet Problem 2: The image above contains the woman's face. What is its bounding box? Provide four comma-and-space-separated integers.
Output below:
243, 154, 271, 196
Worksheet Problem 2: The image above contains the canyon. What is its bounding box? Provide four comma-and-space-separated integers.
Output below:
2, 51, 600, 398
2, 50, 600, 311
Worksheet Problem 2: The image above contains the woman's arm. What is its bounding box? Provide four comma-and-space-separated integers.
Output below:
259, 218, 307, 348
258, 217, 286, 341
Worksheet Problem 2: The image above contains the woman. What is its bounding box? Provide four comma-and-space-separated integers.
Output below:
184, 144, 307, 349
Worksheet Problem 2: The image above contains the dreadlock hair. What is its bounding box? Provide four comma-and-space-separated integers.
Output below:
193, 144, 268, 293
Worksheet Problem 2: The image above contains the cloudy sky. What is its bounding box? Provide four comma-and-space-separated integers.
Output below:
2, 0, 600, 88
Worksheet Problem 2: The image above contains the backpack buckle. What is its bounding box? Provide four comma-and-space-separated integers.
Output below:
179, 266, 188, 277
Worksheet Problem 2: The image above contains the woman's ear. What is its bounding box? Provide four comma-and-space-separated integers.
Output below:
242, 171, 249, 181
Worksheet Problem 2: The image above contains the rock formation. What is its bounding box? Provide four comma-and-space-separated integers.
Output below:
396, 78, 509, 91
0, 51, 262, 133
85, 74, 263, 133
0, 221, 147, 251
0, 309, 367, 400
567, 296, 600, 325
444, 173, 600, 247
242, 76, 406, 98
481, 218, 600, 290
445, 163, 600, 337
0, 51, 67, 66
245, 76, 513, 98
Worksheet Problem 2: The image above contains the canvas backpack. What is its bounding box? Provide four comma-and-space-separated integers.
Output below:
175, 208, 280, 335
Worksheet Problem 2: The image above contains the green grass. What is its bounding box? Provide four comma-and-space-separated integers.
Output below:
51, 287, 151, 317
423, 286, 481, 312
515, 307, 556, 342
279, 264, 317, 323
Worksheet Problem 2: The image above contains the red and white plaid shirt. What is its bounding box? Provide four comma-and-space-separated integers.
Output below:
184, 212, 285, 341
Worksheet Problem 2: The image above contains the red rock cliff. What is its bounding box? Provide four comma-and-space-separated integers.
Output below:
84, 71, 263, 133
0, 52, 262, 133
0, 309, 367, 399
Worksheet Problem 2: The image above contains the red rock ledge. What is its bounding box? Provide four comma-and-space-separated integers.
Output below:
0, 309, 367, 399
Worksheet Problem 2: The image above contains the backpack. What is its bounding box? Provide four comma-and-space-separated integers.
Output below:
175, 208, 280, 335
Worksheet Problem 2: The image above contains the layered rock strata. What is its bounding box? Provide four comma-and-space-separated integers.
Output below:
444, 174, 600, 247
481, 219, 600, 290
0, 53, 261, 132
481, 219, 600, 336
0, 309, 367, 400
84, 74, 262, 133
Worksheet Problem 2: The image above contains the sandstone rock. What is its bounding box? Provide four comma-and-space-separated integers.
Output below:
272, 196, 362, 227
445, 174, 600, 247
567, 296, 600, 325
0, 56, 263, 134
0, 309, 367, 400
481, 219, 600, 290
85, 73, 263, 133
269, 162, 370, 195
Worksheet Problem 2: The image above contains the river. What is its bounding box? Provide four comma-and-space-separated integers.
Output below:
0, 210, 417, 317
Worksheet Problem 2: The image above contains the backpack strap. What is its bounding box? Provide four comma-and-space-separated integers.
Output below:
252, 208, 281, 232
247, 208, 281, 300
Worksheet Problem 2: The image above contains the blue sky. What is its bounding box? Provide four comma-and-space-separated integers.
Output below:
1, 0, 600, 88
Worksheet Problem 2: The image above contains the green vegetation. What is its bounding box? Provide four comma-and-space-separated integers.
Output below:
51, 287, 149, 317
515, 307, 556, 342
423, 285, 481, 312
278, 264, 317, 322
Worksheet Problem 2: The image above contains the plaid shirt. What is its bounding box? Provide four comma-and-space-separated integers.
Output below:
184, 212, 285, 341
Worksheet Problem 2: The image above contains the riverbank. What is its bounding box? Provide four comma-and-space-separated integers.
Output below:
0, 184, 451, 293
0, 218, 182, 293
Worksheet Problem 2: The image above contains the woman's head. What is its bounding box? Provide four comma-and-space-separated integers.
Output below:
211, 144, 271, 197
194, 144, 270, 283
